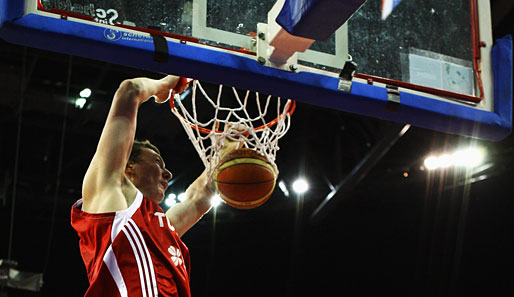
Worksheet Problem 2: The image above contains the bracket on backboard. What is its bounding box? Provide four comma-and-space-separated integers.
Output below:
255, 0, 314, 72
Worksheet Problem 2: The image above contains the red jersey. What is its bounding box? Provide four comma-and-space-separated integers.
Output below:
71, 191, 191, 297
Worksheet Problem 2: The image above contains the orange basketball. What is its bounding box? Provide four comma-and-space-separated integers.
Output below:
214, 148, 277, 209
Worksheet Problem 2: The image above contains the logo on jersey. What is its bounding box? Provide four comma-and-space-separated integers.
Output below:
168, 245, 184, 268
154, 212, 176, 231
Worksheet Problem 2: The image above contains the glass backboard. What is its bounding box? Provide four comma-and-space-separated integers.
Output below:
0, 0, 511, 140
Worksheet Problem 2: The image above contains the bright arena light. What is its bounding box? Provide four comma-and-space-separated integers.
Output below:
292, 178, 309, 194
177, 192, 187, 202
424, 147, 485, 171
164, 193, 177, 207
453, 148, 484, 167
210, 194, 222, 207
75, 97, 87, 109
278, 180, 290, 197
424, 156, 439, 170
438, 153, 453, 168
79, 88, 92, 98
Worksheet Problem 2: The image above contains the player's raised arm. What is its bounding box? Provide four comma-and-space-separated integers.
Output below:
165, 169, 214, 237
82, 75, 181, 213
166, 125, 241, 237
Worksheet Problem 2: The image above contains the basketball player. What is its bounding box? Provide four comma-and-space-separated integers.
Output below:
71, 75, 215, 297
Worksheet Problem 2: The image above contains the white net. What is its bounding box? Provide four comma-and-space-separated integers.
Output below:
170, 80, 294, 179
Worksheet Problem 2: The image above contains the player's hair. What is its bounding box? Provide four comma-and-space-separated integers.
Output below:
129, 139, 161, 163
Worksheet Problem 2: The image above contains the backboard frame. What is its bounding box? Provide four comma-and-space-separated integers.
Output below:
0, 0, 511, 141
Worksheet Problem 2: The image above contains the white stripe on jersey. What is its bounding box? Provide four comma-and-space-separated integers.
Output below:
122, 227, 150, 297
103, 191, 159, 297
126, 223, 152, 297
103, 246, 128, 297
111, 191, 143, 242
104, 191, 144, 297
128, 219, 158, 297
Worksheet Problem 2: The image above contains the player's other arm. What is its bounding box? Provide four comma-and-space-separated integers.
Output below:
166, 170, 214, 237
166, 133, 241, 237
82, 76, 181, 213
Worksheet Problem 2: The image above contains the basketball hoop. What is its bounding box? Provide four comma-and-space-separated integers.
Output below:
169, 78, 295, 179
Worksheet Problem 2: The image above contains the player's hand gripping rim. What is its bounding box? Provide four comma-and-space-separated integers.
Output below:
153, 76, 193, 104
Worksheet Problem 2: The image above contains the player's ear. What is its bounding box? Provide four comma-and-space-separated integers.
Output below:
125, 161, 135, 177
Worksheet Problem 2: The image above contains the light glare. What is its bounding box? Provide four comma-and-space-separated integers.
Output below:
292, 178, 309, 194
178, 192, 186, 202
210, 194, 222, 207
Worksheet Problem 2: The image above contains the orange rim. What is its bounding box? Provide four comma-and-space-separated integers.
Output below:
169, 79, 296, 134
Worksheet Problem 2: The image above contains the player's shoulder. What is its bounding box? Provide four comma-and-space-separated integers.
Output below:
82, 181, 137, 213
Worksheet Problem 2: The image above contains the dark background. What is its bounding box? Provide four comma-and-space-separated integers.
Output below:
1, 1, 514, 296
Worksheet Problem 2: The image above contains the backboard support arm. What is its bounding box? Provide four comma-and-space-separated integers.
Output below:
310, 123, 411, 224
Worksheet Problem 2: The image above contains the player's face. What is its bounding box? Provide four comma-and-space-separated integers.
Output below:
127, 147, 172, 203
